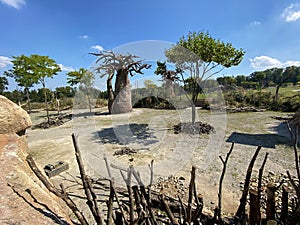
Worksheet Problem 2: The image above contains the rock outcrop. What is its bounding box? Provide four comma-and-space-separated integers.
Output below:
0, 95, 73, 225
0, 95, 32, 135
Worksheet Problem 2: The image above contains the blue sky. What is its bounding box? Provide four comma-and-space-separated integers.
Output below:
1, 0, 300, 90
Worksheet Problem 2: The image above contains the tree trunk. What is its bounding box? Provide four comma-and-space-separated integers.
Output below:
25, 87, 31, 114
191, 92, 198, 125
165, 76, 175, 98
112, 69, 132, 114
274, 84, 281, 105
56, 98, 60, 115
86, 88, 92, 113
107, 76, 114, 114
43, 85, 50, 124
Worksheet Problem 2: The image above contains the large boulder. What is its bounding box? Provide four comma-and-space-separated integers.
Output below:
0, 95, 32, 135
0, 134, 73, 224
0, 95, 73, 224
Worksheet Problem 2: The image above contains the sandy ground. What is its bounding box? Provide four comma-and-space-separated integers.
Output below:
26, 107, 299, 218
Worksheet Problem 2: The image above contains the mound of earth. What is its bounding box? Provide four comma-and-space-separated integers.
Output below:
32, 114, 72, 129
173, 121, 214, 135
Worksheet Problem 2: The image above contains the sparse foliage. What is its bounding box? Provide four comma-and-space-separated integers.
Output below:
67, 68, 95, 112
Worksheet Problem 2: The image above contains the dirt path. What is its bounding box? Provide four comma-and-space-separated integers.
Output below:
26, 108, 298, 215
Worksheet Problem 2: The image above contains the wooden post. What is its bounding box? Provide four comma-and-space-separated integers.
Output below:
280, 186, 289, 222
187, 166, 196, 223
266, 183, 276, 221
249, 189, 260, 225
115, 211, 124, 225
236, 146, 262, 219
218, 142, 234, 221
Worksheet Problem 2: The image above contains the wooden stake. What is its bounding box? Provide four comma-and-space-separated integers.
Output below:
249, 189, 260, 225
236, 146, 262, 220
218, 142, 234, 220
266, 183, 276, 221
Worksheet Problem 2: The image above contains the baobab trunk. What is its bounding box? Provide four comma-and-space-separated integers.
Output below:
107, 76, 114, 114
112, 68, 132, 114
165, 78, 175, 98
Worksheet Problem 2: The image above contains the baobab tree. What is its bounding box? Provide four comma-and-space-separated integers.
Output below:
91, 51, 151, 114
154, 61, 180, 98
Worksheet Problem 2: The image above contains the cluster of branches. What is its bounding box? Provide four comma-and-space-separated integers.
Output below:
25, 125, 300, 224
90, 50, 151, 113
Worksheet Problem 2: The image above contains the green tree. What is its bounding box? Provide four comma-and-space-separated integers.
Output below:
216, 76, 237, 89
274, 66, 296, 104
4, 55, 39, 113
4, 54, 60, 120
166, 31, 245, 124
30, 55, 61, 123
55, 86, 75, 98
144, 80, 158, 90
67, 68, 86, 86
236, 75, 246, 86
67, 68, 95, 112
0, 76, 8, 94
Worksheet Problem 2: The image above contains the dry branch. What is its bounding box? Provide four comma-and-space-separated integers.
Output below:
257, 152, 269, 222
249, 189, 259, 225
266, 183, 276, 221
186, 166, 196, 223
72, 133, 104, 225
218, 142, 234, 220
235, 146, 262, 220
26, 155, 89, 225
160, 195, 179, 225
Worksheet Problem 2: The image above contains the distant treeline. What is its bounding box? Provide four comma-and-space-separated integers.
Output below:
1, 86, 108, 105
217, 65, 300, 89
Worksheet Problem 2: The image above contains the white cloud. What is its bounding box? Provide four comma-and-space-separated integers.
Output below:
58, 64, 75, 72
250, 55, 300, 70
80, 35, 89, 39
281, 3, 300, 22
0, 0, 25, 9
250, 56, 281, 70
282, 60, 300, 67
0, 56, 12, 68
250, 21, 261, 26
91, 45, 104, 52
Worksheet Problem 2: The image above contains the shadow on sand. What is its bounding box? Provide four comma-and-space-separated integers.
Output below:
92, 123, 159, 146
226, 132, 291, 148
226, 120, 300, 148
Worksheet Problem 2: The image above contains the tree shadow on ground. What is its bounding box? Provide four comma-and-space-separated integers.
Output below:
92, 123, 159, 146
226, 132, 292, 148
226, 119, 300, 148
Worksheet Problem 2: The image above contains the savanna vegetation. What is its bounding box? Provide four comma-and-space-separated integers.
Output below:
1, 31, 300, 125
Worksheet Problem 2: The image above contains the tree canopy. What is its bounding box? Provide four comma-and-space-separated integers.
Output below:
0, 76, 8, 94
3, 54, 61, 117
165, 31, 245, 80
165, 31, 245, 124
67, 68, 93, 87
